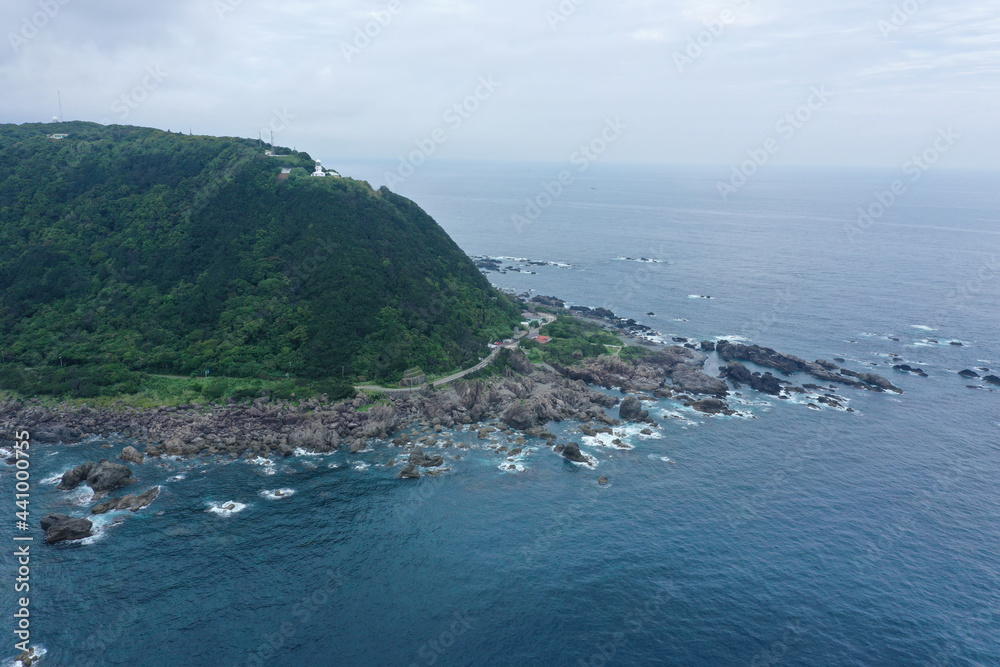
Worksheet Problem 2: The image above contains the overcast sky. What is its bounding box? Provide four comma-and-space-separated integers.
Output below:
2, 0, 998, 170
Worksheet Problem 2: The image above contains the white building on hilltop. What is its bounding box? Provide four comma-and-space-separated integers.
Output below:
311, 161, 327, 177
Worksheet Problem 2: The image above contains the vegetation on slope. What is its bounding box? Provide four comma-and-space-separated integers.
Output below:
0, 122, 520, 396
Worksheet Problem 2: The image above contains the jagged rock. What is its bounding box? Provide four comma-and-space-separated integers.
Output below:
720, 361, 752, 384
32, 424, 82, 444
687, 398, 732, 414
57, 462, 96, 490
85, 459, 135, 498
398, 463, 421, 479
119, 446, 144, 464
562, 442, 587, 463
700, 341, 716, 352
983, 375, 1000, 386
750, 372, 782, 395
598, 476, 609, 485
839, 369, 902, 393
672, 364, 729, 395
40, 514, 93, 544
501, 401, 537, 430
618, 396, 648, 421
92, 487, 160, 514
408, 446, 444, 468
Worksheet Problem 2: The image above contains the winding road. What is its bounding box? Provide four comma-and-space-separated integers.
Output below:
354, 312, 556, 395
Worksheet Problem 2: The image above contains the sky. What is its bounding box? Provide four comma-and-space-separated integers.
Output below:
1, 0, 998, 171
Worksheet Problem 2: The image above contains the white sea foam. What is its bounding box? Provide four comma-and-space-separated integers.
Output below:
169, 474, 187, 482
499, 460, 526, 473
647, 454, 676, 464
207, 501, 247, 517
260, 488, 296, 500
246, 456, 276, 475
78, 513, 122, 545
4, 644, 46, 667
67, 486, 95, 506
42, 471, 67, 485
292, 447, 325, 457
352, 462, 370, 472
566, 452, 598, 469
911, 324, 937, 331
688, 294, 713, 299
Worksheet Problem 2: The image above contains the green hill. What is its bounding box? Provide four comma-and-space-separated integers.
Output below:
0, 121, 519, 395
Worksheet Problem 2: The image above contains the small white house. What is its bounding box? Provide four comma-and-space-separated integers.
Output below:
311, 161, 326, 177
47, 133, 69, 140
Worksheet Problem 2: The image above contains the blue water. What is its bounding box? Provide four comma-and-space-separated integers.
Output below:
3, 163, 999, 666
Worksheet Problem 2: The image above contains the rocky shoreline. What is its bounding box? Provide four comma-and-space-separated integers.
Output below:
2, 331, 904, 477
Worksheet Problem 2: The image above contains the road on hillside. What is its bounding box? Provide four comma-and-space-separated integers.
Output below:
354, 312, 557, 395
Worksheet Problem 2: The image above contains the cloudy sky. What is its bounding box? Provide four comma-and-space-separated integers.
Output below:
2, 0, 998, 170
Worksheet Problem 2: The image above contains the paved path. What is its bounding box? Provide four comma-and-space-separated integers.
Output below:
354, 312, 556, 395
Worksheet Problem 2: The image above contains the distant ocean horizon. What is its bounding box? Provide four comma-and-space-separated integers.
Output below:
3, 161, 998, 666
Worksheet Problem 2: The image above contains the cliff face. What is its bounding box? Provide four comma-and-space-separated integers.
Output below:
0, 122, 518, 382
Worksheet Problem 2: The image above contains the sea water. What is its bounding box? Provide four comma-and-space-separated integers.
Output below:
2, 163, 998, 666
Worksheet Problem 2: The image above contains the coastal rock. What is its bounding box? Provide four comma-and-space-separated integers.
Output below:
408, 446, 444, 468
618, 396, 649, 421
983, 375, 1000, 386
700, 341, 716, 352
598, 476, 609, 485
32, 424, 82, 444
750, 372, 782, 395
687, 398, 733, 415
561, 442, 588, 463
501, 401, 537, 430
58, 462, 96, 490
398, 463, 421, 479
40, 513, 93, 544
671, 364, 729, 396
92, 487, 160, 514
720, 361, 752, 385
119, 446, 144, 464
958, 369, 979, 378
288, 423, 341, 452
839, 369, 903, 393
86, 459, 135, 497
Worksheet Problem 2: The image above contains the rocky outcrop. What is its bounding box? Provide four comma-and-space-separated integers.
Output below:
398, 463, 421, 479
958, 369, 979, 378
671, 364, 729, 396
983, 375, 1000, 386
58, 459, 135, 498
686, 398, 734, 415
92, 487, 160, 514
717, 340, 902, 393
618, 396, 649, 421
408, 446, 444, 468
119, 446, 144, 464
838, 369, 902, 393
561, 442, 588, 463
32, 424, 82, 444
40, 513, 93, 544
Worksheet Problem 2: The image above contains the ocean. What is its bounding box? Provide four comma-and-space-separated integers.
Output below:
3, 162, 999, 666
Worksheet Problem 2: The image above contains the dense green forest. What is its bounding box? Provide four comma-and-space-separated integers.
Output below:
0, 121, 520, 395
